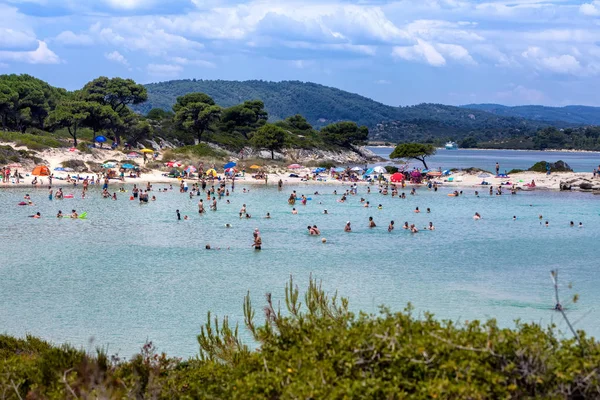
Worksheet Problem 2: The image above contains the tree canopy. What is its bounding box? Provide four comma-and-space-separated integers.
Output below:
250, 123, 287, 159
390, 142, 436, 169
173, 93, 222, 143
320, 121, 369, 148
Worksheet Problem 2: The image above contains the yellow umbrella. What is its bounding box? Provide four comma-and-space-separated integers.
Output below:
250, 165, 261, 169
206, 168, 218, 177
140, 149, 154, 153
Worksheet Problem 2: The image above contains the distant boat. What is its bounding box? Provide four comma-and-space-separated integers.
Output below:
445, 141, 459, 150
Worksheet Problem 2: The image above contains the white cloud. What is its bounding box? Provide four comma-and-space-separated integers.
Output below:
522, 46, 582, 74
171, 56, 216, 68
105, 50, 129, 66
0, 40, 60, 64
102, 0, 157, 10
580, 1, 600, 16
393, 39, 446, 66
0, 28, 37, 50
392, 39, 474, 66
375, 79, 391, 84
0, 62, 8, 68
53, 31, 94, 46
147, 63, 183, 77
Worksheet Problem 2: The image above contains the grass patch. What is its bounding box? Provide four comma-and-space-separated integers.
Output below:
172, 143, 227, 159
0, 131, 65, 150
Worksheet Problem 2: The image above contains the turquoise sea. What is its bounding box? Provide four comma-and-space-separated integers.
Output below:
1, 181, 599, 357
369, 147, 600, 173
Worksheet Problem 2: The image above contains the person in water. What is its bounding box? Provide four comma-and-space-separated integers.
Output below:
291, 208, 298, 214
473, 212, 481, 220
368, 216, 376, 228
30, 212, 41, 219
403, 222, 409, 230
388, 220, 394, 232
414, 207, 420, 213
427, 222, 435, 230
56, 210, 63, 218
252, 231, 262, 250
265, 212, 271, 219
71, 209, 78, 219
176, 209, 181, 220
344, 221, 352, 232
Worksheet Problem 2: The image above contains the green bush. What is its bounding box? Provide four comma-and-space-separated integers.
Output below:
1, 278, 599, 399
528, 160, 573, 173
0, 131, 64, 150
384, 165, 398, 174
508, 169, 524, 174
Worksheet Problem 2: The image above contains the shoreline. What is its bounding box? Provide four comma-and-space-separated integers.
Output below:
1, 170, 597, 192
368, 145, 600, 154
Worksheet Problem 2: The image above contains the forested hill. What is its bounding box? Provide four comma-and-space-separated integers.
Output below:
462, 104, 600, 125
137, 79, 548, 142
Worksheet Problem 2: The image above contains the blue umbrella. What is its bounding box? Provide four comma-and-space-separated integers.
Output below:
312, 167, 326, 173
94, 135, 107, 143
224, 161, 237, 169
54, 167, 65, 171
122, 163, 135, 169
364, 168, 374, 175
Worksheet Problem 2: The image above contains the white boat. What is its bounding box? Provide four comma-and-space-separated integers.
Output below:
445, 141, 458, 150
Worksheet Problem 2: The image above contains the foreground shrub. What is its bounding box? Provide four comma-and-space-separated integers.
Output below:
1, 277, 599, 399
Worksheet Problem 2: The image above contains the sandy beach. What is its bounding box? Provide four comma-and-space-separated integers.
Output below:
0, 143, 597, 191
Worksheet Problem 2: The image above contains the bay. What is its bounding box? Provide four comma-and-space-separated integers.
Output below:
0, 182, 598, 357
369, 147, 600, 173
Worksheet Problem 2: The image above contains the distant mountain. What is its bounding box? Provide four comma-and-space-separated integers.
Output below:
462, 104, 600, 125
138, 79, 551, 142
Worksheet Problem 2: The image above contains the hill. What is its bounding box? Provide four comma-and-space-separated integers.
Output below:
137, 80, 549, 142
462, 104, 600, 125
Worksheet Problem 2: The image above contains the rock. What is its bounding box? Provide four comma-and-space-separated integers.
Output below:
579, 182, 593, 190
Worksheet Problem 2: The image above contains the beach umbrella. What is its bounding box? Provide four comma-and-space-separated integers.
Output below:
427, 171, 442, 177
7, 163, 22, 168
225, 167, 237, 174
94, 135, 107, 143
373, 166, 386, 174
351, 166, 363, 172
288, 164, 302, 169
410, 170, 422, 178
364, 168, 374, 175
53, 167, 65, 171
140, 148, 154, 153
127, 152, 140, 158
64, 167, 74, 172
390, 172, 404, 182
122, 163, 135, 169
312, 167, 326, 173
250, 165, 261, 169
32, 165, 50, 176
224, 161, 237, 169
102, 162, 116, 168
185, 165, 197, 173
206, 168, 218, 177
478, 173, 491, 178
333, 167, 345, 173
69, 147, 77, 152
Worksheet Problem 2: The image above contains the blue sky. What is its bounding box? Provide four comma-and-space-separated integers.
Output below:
1, 0, 600, 107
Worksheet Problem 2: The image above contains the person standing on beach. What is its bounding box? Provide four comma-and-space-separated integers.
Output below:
495, 162, 500, 176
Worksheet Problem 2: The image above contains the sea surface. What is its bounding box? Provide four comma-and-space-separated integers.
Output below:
369, 147, 600, 173
1, 182, 599, 357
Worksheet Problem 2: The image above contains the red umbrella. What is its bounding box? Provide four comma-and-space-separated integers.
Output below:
390, 172, 404, 182
288, 164, 302, 169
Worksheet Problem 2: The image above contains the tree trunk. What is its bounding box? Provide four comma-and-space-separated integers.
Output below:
197, 128, 204, 143
68, 126, 77, 147
271, 149, 274, 160
418, 157, 429, 170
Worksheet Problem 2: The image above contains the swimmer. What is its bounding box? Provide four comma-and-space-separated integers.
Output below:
344, 221, 352, 232
378, 204, 382, 210
368, 216, 376, 228
323, 209, 328, 214
176, 209, 181, 220
112, 193, 117, 200
151, 196, 156, 201
252, 234, 262, 250
292, 208, 298, 215
184, 215, 189, 220
30, 212, 41, 219
56, 210, 63, 218
225, 223, 232, 228
427, 208, 431, 213
245, 213, 252, 219
513, 216, 516, 221
70, 209, 78, 219
427, 222, 435, 230
414, 207, 420, 213
579, 222, 583, 228
403, 222, 409, 230
473, 212, 481, 220
545, 221, 549, 227
265, 212, 271, 219
570, 221, 574, 227
364, 201, 369, 208
205, 244, 211, 250
312, 225, 320, 235
388, 220, 394, 232
410, 224, 419, 233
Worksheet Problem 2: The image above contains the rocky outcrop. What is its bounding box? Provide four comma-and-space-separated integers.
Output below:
559, 177, 600, 191
239, 145, 382, 164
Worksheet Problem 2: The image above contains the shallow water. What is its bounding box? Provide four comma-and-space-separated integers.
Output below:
1, 182, 599, 357
369, 147, 600, 173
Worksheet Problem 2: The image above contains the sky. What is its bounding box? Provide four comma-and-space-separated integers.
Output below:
1, 0, 600, 107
